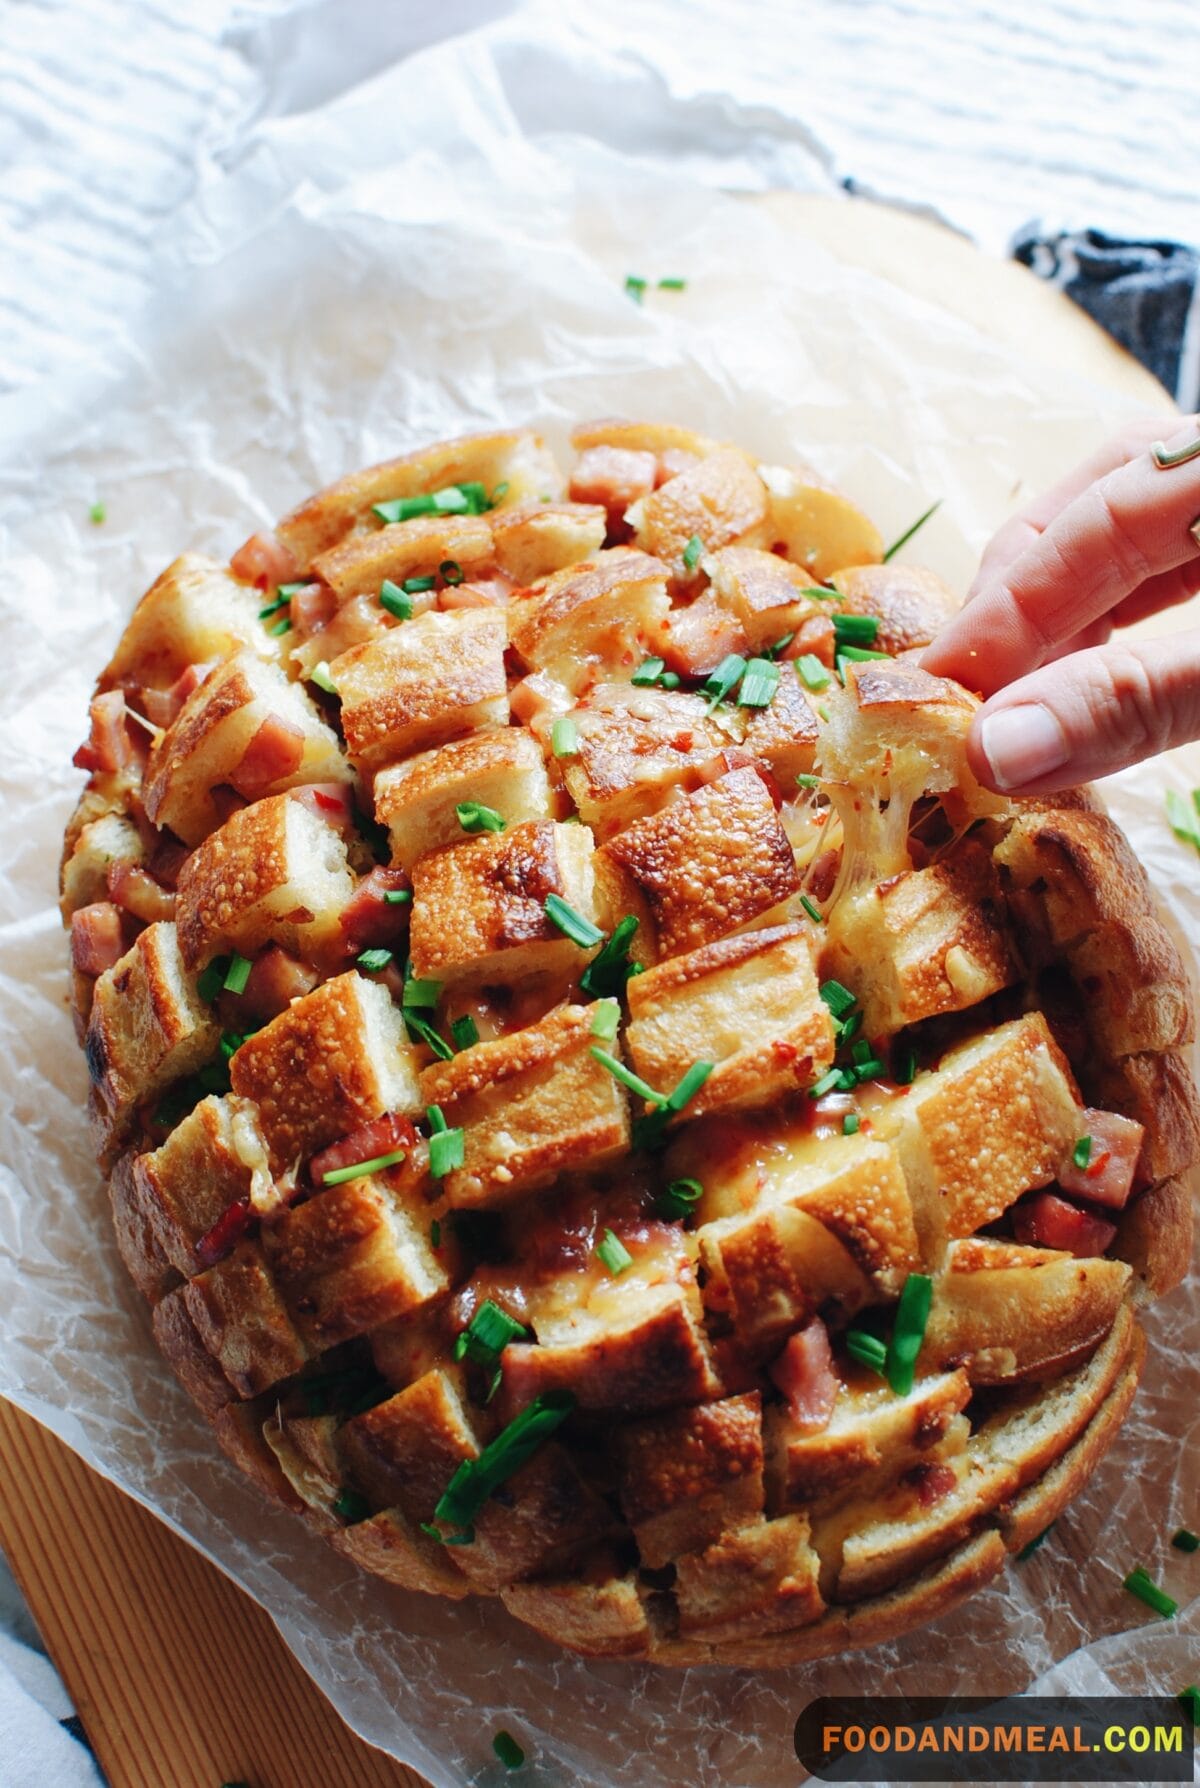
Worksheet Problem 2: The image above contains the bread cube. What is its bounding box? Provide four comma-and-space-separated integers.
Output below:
130, 1094, 265, 1279
829, 562, 958, 653
502, 1565, 652, 1658
490, 501, 607, 583
152, 1282, 242, 1417
108, 1152, 181, 1305
628, 448, 768, 575
338, 1366, 479, 1520
673, 1513, 825, 1641
706, 546, 828, 649
143, 651, 349, 845
208, 1392, 307, 1515
276, 428, 564, 566
617, 1392, 765, 1568
264, 1173, 451, 1349
757, 462, 883, 581
625, 924, 835, 1118
600, 767, 799, 959
332, 607, 508, 770
697, 1206, 873, 1357
758, 1133, 923, 1296
559, 682, 730, 831
179, 1238, 311, 1399
418, 1004, 629, 1208
174, 791, 354, 969
60, 812, 146, 918
86, 922, 219, 1157
408, 819, 598, 986
445, 1444, 618, 1591
507, 549, 670, 689
765, 1369, 971, 1507
373, 729, 551, 873
100, 554, 274, 692
917, 1236, 1131, 1383
892, 1012, 1083, 1259
571, 419, 718, 460
740, 664, 821, 783
823, 839, 1018, 1036
230, 971, 422, 1169
326, 1508, 472, 1599
310, 513, 494, 601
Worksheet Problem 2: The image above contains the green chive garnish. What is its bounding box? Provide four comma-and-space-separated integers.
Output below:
453, 1298, 530, 1366
321, 1147, 407, 1186
843, 1113, 860, 1135
492, 482, 510, 503
657, 276, 687, 291
1017, 1525, 1054, 1561
357, 947, 393, 972
88, 501, 106, 525
426, 1105, 465, 1179
1171, 1527, 1199, 1552
197, 957, 229, 1002
383, 888, 411, 905
372, 483, 492, 525
845, 1330, 888, 1374
551, 716, 579, 757
596, 1227, 633, 1275
430, 1218, 441, 1247
894, 1043, 918, 1085
808, 1067, 843, 1099
401, 575, 436, 594
632, 657, 667, 686
1123, 1567, 1177, 1618
833, 612, 879, 645
492, 1731, 525, 1770
589, 1047, 662, 1104
1072, 1135, 1093, 1170
886, 1271, 933, 1396
456, 800, 505, 834
882, 499, 941, 563
332, 1488, 371, 1524
450, 1014, 480, 1050
766, 631, 795, 659
590, 998, 620, 1041
632, 1060, 714, 1150
268, 616, 292, 636
579, 914, 640, 997
682, 534, 704, 572
310, 660, 338, 695
796, 772, 821, 790
796, 654, 830, 691
656, 1177, 703, 1221
799, 894, 823, 924
434, 1391, 576, 1532
737, 657, 780, 708
1165, 790, 1200, 853
402, 974, 442, 1010
819, 979, 857, 1019
439, 559, 465, 585
405, 1012, 453, 1059
836, 645, 890, 683
544, 893, 603, 947
223, 953, 252, 995
659, 670, 680, 689
258, 590, 290, 619
703, 653, 747, 712
624, 274, 647, 302
379, 578, 413, 620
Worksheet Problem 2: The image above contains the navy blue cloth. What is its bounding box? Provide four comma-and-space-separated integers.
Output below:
1012, 227, 1200, 411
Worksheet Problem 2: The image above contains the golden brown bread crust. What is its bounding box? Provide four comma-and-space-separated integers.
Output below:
62, 421, 1197, 1669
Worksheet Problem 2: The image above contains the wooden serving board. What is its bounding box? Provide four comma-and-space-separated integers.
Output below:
0, 194, 1176, 1788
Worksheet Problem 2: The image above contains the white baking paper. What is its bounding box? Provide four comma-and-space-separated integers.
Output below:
0, 46, 1197, 1788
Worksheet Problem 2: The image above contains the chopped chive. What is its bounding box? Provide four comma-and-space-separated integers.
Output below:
492, 482, 510, 503
632, 1060, 713, 1150
837, 1011, 862, 1047
766, 631, 795, 659
453, 1298, 530, 1366
843, 1113, 860, 1135
456, 800, 505, 834
886, 1271, 934, 1396
835, 1067, 858, 1091
1123, 1567, 1177, 1618
659, 669, 680, 689
850, 1037, 874, 1066
450, 1014, 480, 1050
624, 274, 647, 302
1171, 1526, 1199, 1552
597, 1227, 633, 1275
551, 716, 579, 757
845, 1330, 888, 1374
819, 979, 857, 1019
589, 1046, 662, 1104
258, 590, 290, 619
383, 888, 411, 905
398, 575, 434, 594
590, 998, 620, 1041
402, 975, 442, 1010
372, 483, 493, 525
795, 654, 830, 691
796, 772, 822, 790
632, 656, 667, 686
1165, 790, 1200, 852
439, 559, 464, 585
657, 276, 687, 291
682, 533, 704, 572
579, 914, 640, 998
737, 657, 781, 708
817, 704, 831, 722
404, 1011, 453, 1059
1072, 1135, 1093, 1170
321, 1147, 407, 1186
310, 660, 338, 695
703, 653, 747, 712
797, 583, 840, 601
357, 947, 393, 972
837, 647, 891, 677
832, 612, 879, 645
883, 499, 942, 563
332, 1488, 371, 1524
656, 1177, 703, 1220
1017, 1524, 1055, 1561
430, 1218, 441, 1247
544, 893, 603, 947
268, 616, 293, 636
1179, 1686, 1200, 1727
428, 1123, 465, 1180
379, 578, 413, 620
493, 1730, 525, 1771
894, 1043, 918, 1085
88, 500, 106, 525
808, 1067, 843, 1099
197, 956, 229, 1002
434, 1390, 576, 1531
799, 894, 823, 924
223, 953, 252, 995
420, 1518, 475, 1545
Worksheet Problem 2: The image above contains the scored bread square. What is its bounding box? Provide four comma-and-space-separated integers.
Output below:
61, 419, 1199, 1668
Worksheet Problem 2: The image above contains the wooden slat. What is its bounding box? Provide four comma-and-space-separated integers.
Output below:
0, 1398, 429, 1788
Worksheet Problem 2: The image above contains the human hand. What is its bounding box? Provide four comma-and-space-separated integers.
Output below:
920, 416, 1200, 793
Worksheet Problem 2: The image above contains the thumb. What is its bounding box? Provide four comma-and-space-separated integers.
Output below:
966, 632, 1200, 794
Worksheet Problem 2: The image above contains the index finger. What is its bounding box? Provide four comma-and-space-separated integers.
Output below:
923, 418, 1200, 695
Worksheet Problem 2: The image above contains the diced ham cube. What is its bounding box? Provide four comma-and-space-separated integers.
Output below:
72, 690, 137, 775
781, 613, 836, 667
1057, 1108, 1144, 1208
905, 1461, 958, 1508
439, 577, 512, 610
106, 861, 177, 925
657, 592, 748, 677
288, 583, 336, 636
769, 1317, 839, 1434
236, 945, 320, 1022
510, 670, 574, 730
229, 714, 305, 799
131, 661, 217, 731
569, 446, 657, 516
309, 1112, 416, 1185
655, 448, 702, 485
194, 1197, 254, 1270
230, 532, 299, 589
70, 902, 126, 977
147, 834, 190, 890
338, 866, 413, 954
1012, 1191, 1117, 1259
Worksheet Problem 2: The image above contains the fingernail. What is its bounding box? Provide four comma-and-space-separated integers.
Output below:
977, 704, 1070, 791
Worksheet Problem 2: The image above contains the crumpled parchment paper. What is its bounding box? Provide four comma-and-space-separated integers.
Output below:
0, 54, 1197, 1788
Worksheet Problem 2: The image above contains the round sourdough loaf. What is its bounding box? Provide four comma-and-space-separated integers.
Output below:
61, 422, 1199, 1664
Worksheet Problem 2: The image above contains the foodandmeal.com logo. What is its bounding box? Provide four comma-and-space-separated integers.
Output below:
793, 1697, 1193, 1782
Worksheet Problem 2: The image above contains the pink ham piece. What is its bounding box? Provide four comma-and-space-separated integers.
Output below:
439, 577, 512, 610
1012, 1191, 1117, 1259
147, 834, 191, 889
655, 448, 702, 486
769, 1317, 839, 1435
291, 782, 355, 829
657, 592, 748, 677
229, 714, 305, 799
72, 690, 136, 774
288, 583, 336, 636
509, 671, 574, 730
70, 902, 126, 977
134, 661, 216, 731
338, 866, 413, 954
236, 945, 319, 1023
781, 613, 836, 668
309, 1112, 416, 1186
106, 861, 176, 925
194, 1197, 253, 1271
1057, 1108, 1144, 1208
230, 532, 299, 589
569, 446, 657, 516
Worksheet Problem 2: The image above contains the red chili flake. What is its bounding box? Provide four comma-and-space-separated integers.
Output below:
1086, 1149, 1113, 1179
313, 790, 345, 813
194, 1196, 253, 1269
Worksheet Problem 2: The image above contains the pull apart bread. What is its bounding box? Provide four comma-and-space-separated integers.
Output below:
61, 422, 1199, 1665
